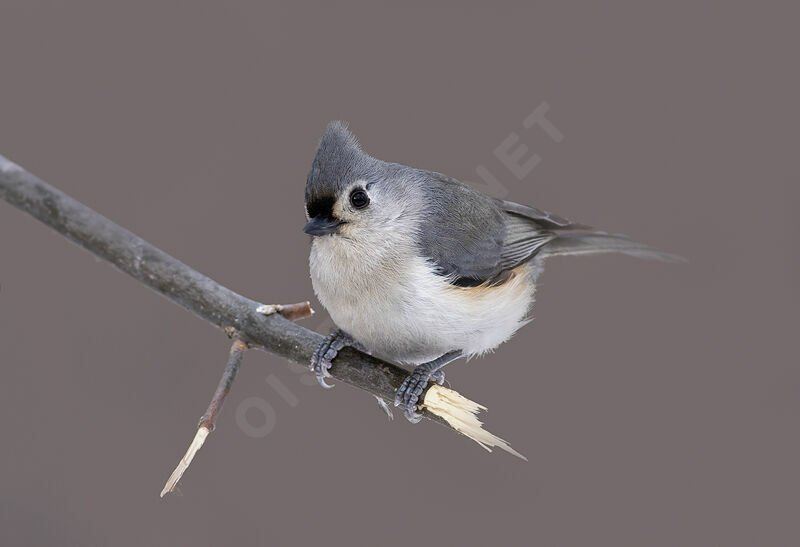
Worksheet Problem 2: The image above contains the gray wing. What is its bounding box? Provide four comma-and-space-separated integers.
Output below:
416, 171, 681, 284
498, 198, 685, 263
495, 199, 588, 230
417, 171, 562, 287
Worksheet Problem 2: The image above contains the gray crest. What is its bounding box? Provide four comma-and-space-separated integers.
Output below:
305, 122, 376, 219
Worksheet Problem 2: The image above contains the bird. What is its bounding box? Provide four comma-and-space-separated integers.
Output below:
303, 121, 680, 423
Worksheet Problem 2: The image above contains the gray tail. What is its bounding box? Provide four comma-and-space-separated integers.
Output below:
541, 231, 685, 263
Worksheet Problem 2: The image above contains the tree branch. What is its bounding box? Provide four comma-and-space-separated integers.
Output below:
0, 154, 523, 476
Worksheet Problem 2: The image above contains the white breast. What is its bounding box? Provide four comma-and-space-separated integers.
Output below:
309, 232, 536, 365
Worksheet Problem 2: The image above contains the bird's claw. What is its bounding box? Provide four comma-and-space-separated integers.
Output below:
316, 370, 334, 389
393, 351, 461, 423
310, 330, 353, 389
394, 366, 436, 423
309, 335, 336, 389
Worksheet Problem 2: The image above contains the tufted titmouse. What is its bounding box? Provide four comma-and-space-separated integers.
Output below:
304, 121, 679, 422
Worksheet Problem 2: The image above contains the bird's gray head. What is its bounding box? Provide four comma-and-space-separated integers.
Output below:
303, 122, 420, 239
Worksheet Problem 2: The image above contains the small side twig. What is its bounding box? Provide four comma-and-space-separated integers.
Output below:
161, 337, 248, 497
199, 338, 249, 433
256, 302, 314, 322
160, 301, 313, 497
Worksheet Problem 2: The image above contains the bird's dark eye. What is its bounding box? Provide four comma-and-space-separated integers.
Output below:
349, 189, 370, 209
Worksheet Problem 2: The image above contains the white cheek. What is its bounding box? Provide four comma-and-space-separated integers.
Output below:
332, 179, 372, 221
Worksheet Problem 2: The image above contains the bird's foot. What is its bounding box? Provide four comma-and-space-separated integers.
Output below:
394, 351, 461, 423
373, 374, 441, 421
310, 329, 355, 389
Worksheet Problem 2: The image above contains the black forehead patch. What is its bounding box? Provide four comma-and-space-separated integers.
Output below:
306, 195, 336, 220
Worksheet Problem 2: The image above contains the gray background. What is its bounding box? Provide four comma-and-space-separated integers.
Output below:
1, 2, 797, 546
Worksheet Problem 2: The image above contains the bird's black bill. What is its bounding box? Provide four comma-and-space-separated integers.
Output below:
303, 216, 344, 236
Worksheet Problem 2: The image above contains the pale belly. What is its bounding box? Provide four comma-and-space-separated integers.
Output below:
310, 237, 536, 364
